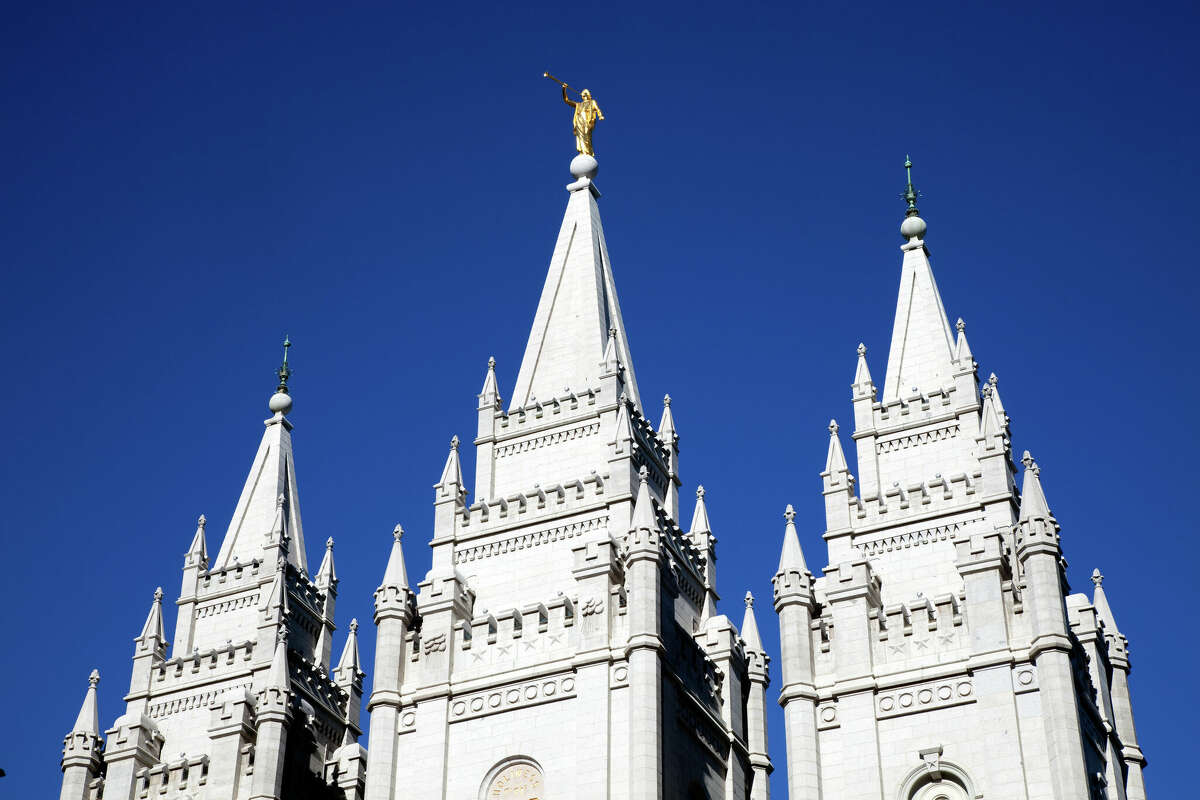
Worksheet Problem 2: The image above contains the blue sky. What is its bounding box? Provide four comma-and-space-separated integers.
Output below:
2, 1, 1196, 795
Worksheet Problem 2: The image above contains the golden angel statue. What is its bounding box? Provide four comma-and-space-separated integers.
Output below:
545, 73, 604, 156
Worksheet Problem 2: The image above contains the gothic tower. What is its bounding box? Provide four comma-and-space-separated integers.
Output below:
58, 347, 367, 800
772, 161, 1148, 800
364, 154, 772, 800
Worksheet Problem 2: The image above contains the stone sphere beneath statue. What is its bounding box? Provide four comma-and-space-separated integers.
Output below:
900, 214, 927, 240
269, 392, 293, 415
570, 154, 599, 180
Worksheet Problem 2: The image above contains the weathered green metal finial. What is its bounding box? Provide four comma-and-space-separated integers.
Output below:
275, 335, 292, 394
902, 155, 920, 218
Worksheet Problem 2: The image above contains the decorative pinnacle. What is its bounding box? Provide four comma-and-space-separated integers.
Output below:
696, 485, 705, 498
88, 669, 100, 688
902, 155, 921, 217
1091, 568, 1104, 587
349, 618, 359, 633
450, 435, 460, 451
153, 586, 164, 602
828, 419, 839, 435
784, 503, 796, 523
197, 514, 206, 528
744, 591, 754, 608
988, 373, 999, 386
393, 524, 404, 542
325, 537, 334, 550
488, 356, 496, 370
1021, 450, 1035, 469
857, 342, 867, 357
277, 625, 289, 644
663, 393, 671, 407
956, 318, 966, 333
275, 335, 292, 394
638, 465, 650, 483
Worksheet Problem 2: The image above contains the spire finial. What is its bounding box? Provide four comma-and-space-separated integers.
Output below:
784, 503, 796, 523
450, 435, 460, 451
829, 419, 839, 435
325, 536, 334, 550
393, 524, 404, 542
488, 356, 496, 370
88, 668, 100, 688
663, 393, 671, 407
857, 342, 867, 357
696, 485, 705, 498
744, 590, 754, 608
349, 618, 359, 633
957, 317, 966, 333
638, 464, 649, 483
899, 156, 927, 240
1091, 568, 1104, 587
153, 586, 164, 603
269, 335, 294, 415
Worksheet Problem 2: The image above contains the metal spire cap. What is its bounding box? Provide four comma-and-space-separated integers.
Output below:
269, 336, 294, 415
900, 156, 927, 240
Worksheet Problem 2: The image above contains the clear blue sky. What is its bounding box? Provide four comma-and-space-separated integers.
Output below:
3, 1, 1196, 795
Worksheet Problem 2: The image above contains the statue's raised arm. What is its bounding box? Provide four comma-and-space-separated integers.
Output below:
561, 84, 576, 108
545, 72, 603, 157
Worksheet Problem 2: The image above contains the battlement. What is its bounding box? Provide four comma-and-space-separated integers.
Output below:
497, 386, 601, 432
152, 639, 257, 694
459, 470, 610, 534
869, 384, 958, 429
196, 557, 264, 595
834, 468, 984, 533
135, 754, 210, 799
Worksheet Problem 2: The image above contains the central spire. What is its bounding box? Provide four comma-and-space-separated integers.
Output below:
509, 156, 642, 410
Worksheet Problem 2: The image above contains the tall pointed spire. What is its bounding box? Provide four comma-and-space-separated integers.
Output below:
853, 343, 875, 395
213, 341, 307, 571
777, 504, 808, 574
954, 318, 974, 365
71, 669, 102, 735
689, 485, 711, 534
659, 394, 676, 441
510, 158, 641, 411
741, 592, 764, 652
882, 157, 956, 403
1018, 451, 1054, 524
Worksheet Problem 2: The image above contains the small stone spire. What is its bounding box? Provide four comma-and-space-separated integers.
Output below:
137, 587, 167, 649
71, 670, 102, 736
689, 485, 711, 535
335, 619, 362, 676
776, 504, 808, 574
186, 514, 208, 568
381, 525, 410, 591
659, 394, 677, 440
824, 419, 849, 475
630, 466, 658, 532
479, 356, 502, 409
316, 537, 337, 586
1091, 569, 1122, 635
853, 343, 875, 395
987, 373, 1008, 421
262, 627, 291, 693
269, 336, 294, 416
1018, 451, 1054, 524
602, 326, 621, 374
741, 592, 765, 652
435, 436, 465, 495
954, 318, 974, 365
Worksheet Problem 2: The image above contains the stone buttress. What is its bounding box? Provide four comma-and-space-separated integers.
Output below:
58, 354, 367, 800
772, 162, 1150, 800
364, 154, 771, 800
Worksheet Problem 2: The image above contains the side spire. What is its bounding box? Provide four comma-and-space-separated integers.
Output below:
186, 514, 208, 568
71, 669, 102, 735
659, 393, 676, 441
689, 485, 711, 534
479, 356, 501, 409
824, 420, 849, 475
954, 318, 974, 365
137, 587, 166, 648
630, 466, 658, 532
852, 343, 875, 395
335, 619, 362, 676
436, 436, 465, 496
883, 157, 956, 403
381, 525, 410, 591
776, 504, 808, 574
213, 341, 307, 571
510, 157, 641, 410
1018, 451, 1054, 524
741, 592, 765, 652
316, 537, 337, 586
1091, 569, 1122, 635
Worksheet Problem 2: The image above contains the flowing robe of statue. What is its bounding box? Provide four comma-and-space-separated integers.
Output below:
563, 87, 603, 156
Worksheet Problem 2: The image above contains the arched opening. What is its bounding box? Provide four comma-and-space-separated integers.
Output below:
480, 756, 545, 800
897, 758, 977, 800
